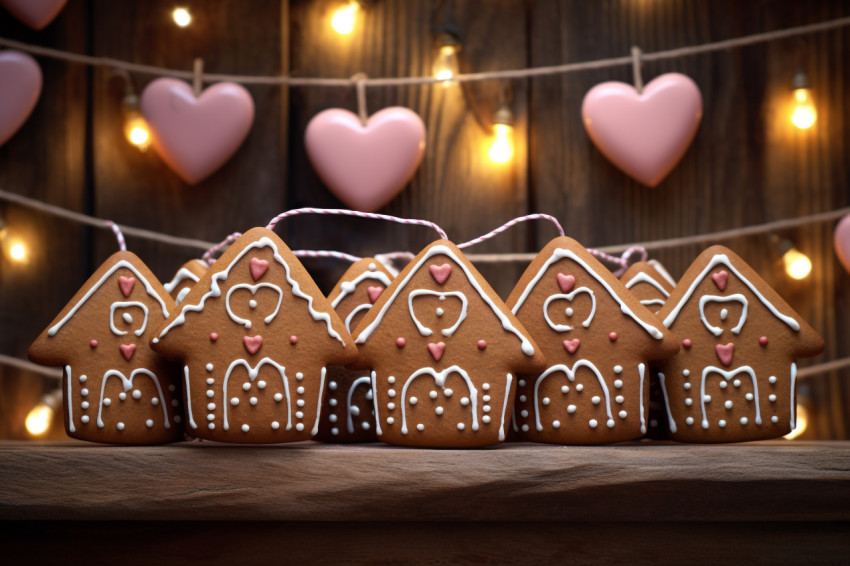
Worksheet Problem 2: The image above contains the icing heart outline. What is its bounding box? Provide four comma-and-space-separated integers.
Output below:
0, 50, 43, 148
429, 264, 452, 285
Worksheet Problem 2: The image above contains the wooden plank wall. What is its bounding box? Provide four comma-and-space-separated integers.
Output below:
0, 0, 848, 439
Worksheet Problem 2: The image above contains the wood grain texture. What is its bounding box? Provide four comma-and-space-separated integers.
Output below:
1, 440, 848, 521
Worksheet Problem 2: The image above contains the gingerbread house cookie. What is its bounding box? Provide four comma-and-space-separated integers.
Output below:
164, 259, 208, 305
351, 239, 546, 448
620, 259, 678, 439
28, 251, 184, 444
150, 227, 358, 443
655, 245, 824, 442
507, 237, 679, 444
315, 257, 394, 443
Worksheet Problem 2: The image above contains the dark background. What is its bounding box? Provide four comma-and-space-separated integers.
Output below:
1, 0, 848, 439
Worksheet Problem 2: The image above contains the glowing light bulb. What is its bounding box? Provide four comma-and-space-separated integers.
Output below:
9, 241, 27, 262
331, 1, 359, 35
26, 402, 53, 436
433, 33, 460, 86
172, 7, 192, 27
123, 111, 151, 152
488, 104, 515, 164
790, 71, 816, 130
784, 404, 808, 440
783, 247, 812, 280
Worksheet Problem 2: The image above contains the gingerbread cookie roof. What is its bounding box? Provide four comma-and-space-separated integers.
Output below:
620, 260, 676, 313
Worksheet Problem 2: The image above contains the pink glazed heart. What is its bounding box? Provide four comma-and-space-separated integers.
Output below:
304, 107, 426, 212
140, 78, 255, 185
582, 73, 702, 187
834, 214, 850, 274
0, 0, 67, 30
0, 50, 42, 148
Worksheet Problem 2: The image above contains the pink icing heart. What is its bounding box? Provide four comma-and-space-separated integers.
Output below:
581, 73, 702, 187
427, 342, 446, 362
715, 343, 735, 367
249, 258, 269, 281
0, 0, 67, 30
563, 339, 580, 354
140, 78, 255, 185
118, 276, 136, 297
429, 264, 452, 285
834, 214, 850, 274
367, 286, 384, 303
305, 107, 426, 212
556, 273, 575, 293
711, 270, 729, 291
0, 51, 42, 148
243, 335, 263, 355
119, 344, 136, 361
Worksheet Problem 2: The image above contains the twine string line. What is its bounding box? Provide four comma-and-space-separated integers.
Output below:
106, 221, 127, 252
265, 207, 449, 240
631, 46, 644, 93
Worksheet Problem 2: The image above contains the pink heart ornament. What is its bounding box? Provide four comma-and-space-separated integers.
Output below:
305, 107, 426, 211
140, 78, 255, 185
0, 0, 67, 30
0, 51, 42, 148
581, 73, 702, 187
834, 214, 850, 274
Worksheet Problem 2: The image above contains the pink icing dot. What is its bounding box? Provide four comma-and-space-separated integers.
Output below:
396, 337, 406, 348
89, 340, 98, 348
683, 339, 692, 349
290, 335, 298, 345
759, 336, 768, 346
210, 333, 219, 342
608, 332, 618, 342
477, 340, 487, 350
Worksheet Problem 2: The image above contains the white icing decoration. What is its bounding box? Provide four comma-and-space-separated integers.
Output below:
662, 254, 800, 331
108, 301, 149, 337
624, 271, 671, 297
356, 245, 535, 355
698, 294, 748, 336
65, 366, 75, 433
648, 260, 678, 287
370, 371, 382, 437
164, 265, 202, 293
225, 283, 283, 330
222, 358, 292, 432
542, 287, 596, 332
638, 363, 646, 434
533, 362, 613, 432
175, 287, 191, 305
158, 237, 345, 345
700, 366, 762, 430
344, 304, 372, 334
499, 374, 513, 441
512, 248, 664, 339
330, 269, 392, 309
790, 363, 797, 429
657, 372, 677, 434
408, 290, 468, 337
311, 367, 327, 437
400, 366, 478, 435
97, 369, 170, 430
122, 313, 133, 324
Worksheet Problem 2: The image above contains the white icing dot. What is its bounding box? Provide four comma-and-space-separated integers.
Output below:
483, 383, 491, 391
132, 390, 142, 400
719, 420, 726, 428
769, 376, 777, 384
296, 373, 304, 380
591, 396, 601, 405
145, 419, 154, 428
258, 381, 266, 389
329, 414, 338, 423
520, 410, 529, 418
206, 363, 214, 372
297, 399, 305, 407
123, 313, 133, 324
273, 393, 283, 402
296, 423, 305, 431
250, 397, 258, 406
409, 396, 418, 405
483, 405, 491, 413
589, 419, 598, 429
435, 407, 444, 416
362, 422, 370, 430
206, 390, 214, 398
117, 422, 125, 431
350, 406, 359, 416
329, 398, 338, 406
561, 385, 569, 394
746, 393, 754, 401
457, 423, 465, 431
242, 424, 250, 432
719, 381, 728, 389
575, 384, 584, 392
387, 403, 395, 410
740, 417, 749, 425
249, 299, 258, 309
231, 398, 239, 406
81, 401, 89, 410
683, 383, 691, 391
207, 403, 216, 411
386, 417, 394, 425
519, 394, 527, 402
542, 397, 550, 406
208, 423, 215, 430
615, 395, 624, 403
168, 385, 176, 392
614, 380, 623, 389
567, 405, 577, 414
733, 379, 742, 388
685, 398, 693, 406
436, 307, 444, 317
172, 399, 179, 407
329, 381, 337, 390
703, 395, 712, 403
682, 370, 690, 377
242, 382, 251, 391
388, 376, 396, 384
482, 415, 491, 423
429, 391, 438, 400
483, 395, 491, 402
368, 262, 377, 271
103, 398, 111, 406
174, 416, 182, 423
296, 411, 304, 419
207, 414, 215, 421
388, 390, 396, 398
565, 307, 574, 316
79, 375, 87, 383
444, 388, 453, 397
769, 394, 777, 402
607, 419, 615, 429
272, 421, 279, 430
417, 423, 425, 431
81, 415, 89, 424
613, 365, 623, 374
771, 416, 779, 423
720, 308, 728, 320
118, 392, 126, 401
81, 388, 89, 397
521, 424, 529, 432
552, 420, 560, 429
725, 401, 733, 409
686, 417, 694, 425
296, 386, 305, 395
330, 427, 338, 435
206, 378, 214, 385
460, 397, 469, 406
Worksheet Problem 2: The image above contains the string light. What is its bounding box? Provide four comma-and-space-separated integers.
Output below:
172, 7, 192, 28
331, 1, 359, 35
790, 71, 817, 130
773, 236, 812, 280
0, 216, 29, 263
432, 32, 461, 86
784, 404, 808, 439
25, 389, 61, 436
116, 70, 152, 152
488, 104, 515, 164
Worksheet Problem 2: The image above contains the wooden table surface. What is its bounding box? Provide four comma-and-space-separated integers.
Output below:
2, 440, 849, 564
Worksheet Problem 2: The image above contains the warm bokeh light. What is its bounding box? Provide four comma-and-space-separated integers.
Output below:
25, 403, 53, 436
791, 88, 817, 129
124, 112, 151, 152
488, 123, 515, 164
433, 44, 460, 86
784, 404, 808, 440
783, 247, 812, 279
331, 1, 359, 35
172, 7, 192, 28
8, 240, 27, 262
